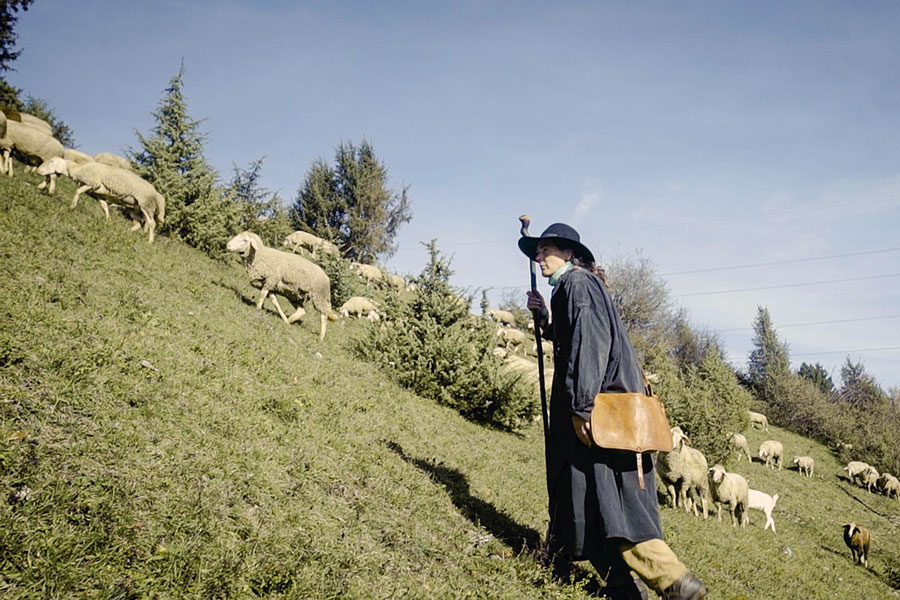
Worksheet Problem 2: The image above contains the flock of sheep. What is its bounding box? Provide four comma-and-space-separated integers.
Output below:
1, 107, 167, 243
657, 409, 894, 569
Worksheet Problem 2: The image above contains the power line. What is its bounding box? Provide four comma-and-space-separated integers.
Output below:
724, 346, 900, 362
674, 272, 900, 298
718, 314, 900, 332
662, 247, 900, 276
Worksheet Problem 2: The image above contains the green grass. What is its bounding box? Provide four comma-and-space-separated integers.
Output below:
1, 170, 899, 599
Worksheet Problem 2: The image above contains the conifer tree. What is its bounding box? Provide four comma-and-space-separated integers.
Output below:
797, 361, 834, 395
223, 157, 292, 247
746, 306, 791, 402
292, 140, 411, 263
130, 63, 219, 242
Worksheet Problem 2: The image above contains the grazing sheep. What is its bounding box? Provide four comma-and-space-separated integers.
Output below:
386, 273, 406, 293
843, 461, 871, 481
856, 466, 880, 494
842, 523, 871, 567
351, 262, 384, 288
486, 309, 517, 327
748, 410, 769, 431
747, 489, 779, 533
877, 473, 899, 499
656, 426, 710, 518
531, 339, 553, 357
93, 152, 133, 171
496, 327, 526, 354
758, 440, 784, 470
792, 456, 815, 477
282, 230, 340, 259
707, 464, 749, 527
227, 231, 337, 339
1, 119, 64, 180
42, 159, 165, 243
63, 147, 93, 165
18, 112, 53, 135
338, 296, 379, 320
727, 432, 753, 463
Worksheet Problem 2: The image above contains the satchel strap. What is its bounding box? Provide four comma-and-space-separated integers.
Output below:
636, 453, 645, 489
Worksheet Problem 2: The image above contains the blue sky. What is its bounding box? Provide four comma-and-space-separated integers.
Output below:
11, 1, 900, 389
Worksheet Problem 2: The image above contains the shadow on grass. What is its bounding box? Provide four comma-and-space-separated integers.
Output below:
836, 478, 886, 517
383, 440, 603, 594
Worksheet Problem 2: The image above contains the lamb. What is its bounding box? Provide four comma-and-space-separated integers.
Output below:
856, 466, 880, 494
656, 426, 710, 517
727, 432, 752, 463
792, 455, 815, 477
226, 231, 337, 340
486, 309, 517, 327
42, 159, 165, 243
747, 489, 779, 533
877, 473, 900, 498
282, 230, 340, 259
386, 273, 406, 293
707, 464, 749, 527
748, 410, 769, 431
338, 296, 380, 320
496, 327, 526, 354
842, 523, 871, 567
351, 262, 384, 287
93, 152, 133, 171
758, 440, 784, 470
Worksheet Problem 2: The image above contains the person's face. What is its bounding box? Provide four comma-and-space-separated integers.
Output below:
535, 240, 573, 277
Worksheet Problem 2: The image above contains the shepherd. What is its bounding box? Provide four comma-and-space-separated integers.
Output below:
519, 222, 707, 600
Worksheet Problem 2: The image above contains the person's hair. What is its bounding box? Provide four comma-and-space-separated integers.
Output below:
573, 256, 608, 286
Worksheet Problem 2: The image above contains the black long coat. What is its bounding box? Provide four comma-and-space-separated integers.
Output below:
545, 267, 664, 560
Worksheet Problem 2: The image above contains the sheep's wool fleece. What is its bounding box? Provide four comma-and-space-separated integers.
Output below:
545, 267, 664, 560
247, 247, 332, 315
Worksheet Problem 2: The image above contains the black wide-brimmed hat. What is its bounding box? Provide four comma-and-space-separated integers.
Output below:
518, 222, 595, 264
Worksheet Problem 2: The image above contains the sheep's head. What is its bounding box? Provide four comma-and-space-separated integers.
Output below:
709, 465, 726, 484
226, 231, 262, 256
844, 523, 857, 537
37, 157, 67, 177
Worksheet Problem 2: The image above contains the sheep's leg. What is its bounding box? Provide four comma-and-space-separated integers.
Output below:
72, 185, 92, 209
268, 295, 291, 324
1, 150, 9, 175
666, 484, 677, 508
48, 174, 57, 195
98, 200, 111, 221
319, 313, 327, 340
256, 289, 269, 310
138, 203, 155, 244
286, 306, 306, 324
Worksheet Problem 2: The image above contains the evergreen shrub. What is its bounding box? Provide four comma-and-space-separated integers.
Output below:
354, 241, 537, 430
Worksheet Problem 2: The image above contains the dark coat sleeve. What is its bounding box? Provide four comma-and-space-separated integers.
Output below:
563, 276, 612, 422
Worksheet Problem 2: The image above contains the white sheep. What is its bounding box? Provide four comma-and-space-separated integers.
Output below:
792, 455, 814, 477
842, 523, 871, 567
1, 119, 64, 181
18, 112, 53, 135
486, 309, 517, 327
226, 231, 337, 340
748, 410, 769, 431
351, 262, 384, 288
747, 489, 779, 533
43, 159, 165, 243
531, 339, 553, 357
758, 440, 784, 470
386, 273, 406, 293
727, 432, 753, 463
843, 461, 871, 481
496, 327, 526, 354
282, 230, 340, 259
856, 466, 880, 494
877, 473, 899, 499
338, 296, 380, 320
63, 147, 93, 165
707, 464, 749, 527
93, 152, 133, 171
656, 426, 710, 518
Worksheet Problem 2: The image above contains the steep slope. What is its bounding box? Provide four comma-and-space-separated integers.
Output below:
1, 172, 898, 598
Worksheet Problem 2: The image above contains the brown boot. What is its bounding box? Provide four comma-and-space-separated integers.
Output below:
661, 572, 707, 600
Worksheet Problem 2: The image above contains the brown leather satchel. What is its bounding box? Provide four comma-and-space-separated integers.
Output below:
590, 392, 673, 489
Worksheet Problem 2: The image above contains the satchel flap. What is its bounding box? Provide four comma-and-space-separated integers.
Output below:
590, 392, 674, 453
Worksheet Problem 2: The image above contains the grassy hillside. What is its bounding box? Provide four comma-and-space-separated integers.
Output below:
1, 171, 899, 599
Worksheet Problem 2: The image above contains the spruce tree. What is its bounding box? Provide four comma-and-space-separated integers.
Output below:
292, 140, 411, 262
223, 157, 292, 247
746, 306, 791, 403
797, 361, 834, 395
130, 63, 219, 243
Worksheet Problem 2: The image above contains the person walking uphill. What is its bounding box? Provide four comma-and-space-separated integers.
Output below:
519, 223, 707, 600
